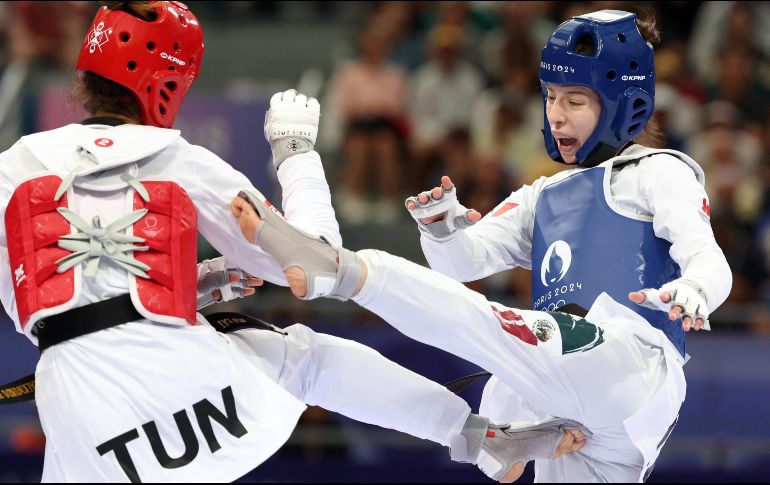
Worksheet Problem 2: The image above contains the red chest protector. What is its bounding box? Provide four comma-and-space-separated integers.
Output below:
5, 175, 74, 331
5, 175, 198, 332
131, 181, 197, 324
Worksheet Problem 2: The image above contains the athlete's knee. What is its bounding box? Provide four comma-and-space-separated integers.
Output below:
228, 324, 320, 399
277, 323, 326, 400
227, 328, 287, 382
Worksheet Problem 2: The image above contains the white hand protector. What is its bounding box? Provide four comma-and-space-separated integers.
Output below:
196, 257, 248, 310
405, 185, 477, 238
264, 89, 320, 169
637, 278, 711, 330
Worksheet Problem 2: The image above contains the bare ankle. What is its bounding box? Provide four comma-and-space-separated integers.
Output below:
284, 266, 308, 298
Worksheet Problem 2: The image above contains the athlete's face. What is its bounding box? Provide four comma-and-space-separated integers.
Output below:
545, 84, 601, 164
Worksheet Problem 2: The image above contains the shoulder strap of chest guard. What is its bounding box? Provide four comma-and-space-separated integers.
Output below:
20, 124, 181, 195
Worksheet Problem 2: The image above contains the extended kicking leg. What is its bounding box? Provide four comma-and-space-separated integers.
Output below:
231, 193, 590, 481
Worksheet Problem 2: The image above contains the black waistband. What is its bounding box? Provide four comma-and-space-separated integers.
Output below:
204, 312, 287, 336
555, 303, 589, 318
3, 298, 288, 404
35, 296, 290, 353
36, 294, 142, 353
0, 374, 36, 405
0, 295, 144, 403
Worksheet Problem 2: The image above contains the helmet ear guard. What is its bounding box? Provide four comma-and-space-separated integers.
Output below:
616, 86, 654, 141
147, 71, 186, 128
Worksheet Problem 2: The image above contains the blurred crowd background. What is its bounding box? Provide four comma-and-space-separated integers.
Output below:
0, 1, 768, 482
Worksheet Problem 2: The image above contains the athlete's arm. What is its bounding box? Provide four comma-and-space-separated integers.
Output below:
629, 157, 732, 331
415, 178, 544, 282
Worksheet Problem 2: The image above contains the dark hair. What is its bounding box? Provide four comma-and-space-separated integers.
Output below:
72, 2, 160, 122
73, 71, 141, 122
629, 7, 664, 148
633, 6, 661, 45
103, 1, 159, 21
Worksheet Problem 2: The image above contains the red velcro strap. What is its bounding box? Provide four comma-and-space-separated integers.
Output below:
29, 200, 61, 217
33, 235, 62, 250
144, 239, 171, 254
143, 201, 173, 217
147, 269, 174, 290
35, 263, 60, 285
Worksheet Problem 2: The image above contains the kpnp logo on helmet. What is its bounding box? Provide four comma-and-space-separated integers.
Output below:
160, 52, 186, 66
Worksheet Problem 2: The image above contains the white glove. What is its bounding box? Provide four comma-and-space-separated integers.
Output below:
196, 257, 249, 310
264, 89, 320, 169
405, 184, 477, 238
636, 278, 711, 331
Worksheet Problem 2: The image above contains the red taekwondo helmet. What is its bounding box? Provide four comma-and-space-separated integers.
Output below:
76, 1, 204, 128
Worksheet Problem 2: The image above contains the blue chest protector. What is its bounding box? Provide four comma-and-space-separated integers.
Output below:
531, 164, 685, 356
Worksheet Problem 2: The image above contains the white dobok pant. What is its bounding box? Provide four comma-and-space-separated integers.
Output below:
352, 250, 687, 483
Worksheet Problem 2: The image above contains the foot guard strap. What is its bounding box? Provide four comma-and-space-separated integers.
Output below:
450, 414, 590, 481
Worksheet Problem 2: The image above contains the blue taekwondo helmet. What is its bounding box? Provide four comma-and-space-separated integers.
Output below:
540, 10, 655, 167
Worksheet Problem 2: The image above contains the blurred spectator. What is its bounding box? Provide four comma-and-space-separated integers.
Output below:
689, 1, 770, 84
478, 1, 557, 84
470, 51, 552, 183
704, 47, 770, 125
0, 2, 90, 149
8, 1, 90, 69
422, 127, 475, 194
684, 100, 763, 317
421, 1, 494, 55
463, 154, 516, 219
746, 187, 770, 303
458, 154, 521, 300
655, 40, 707, 104
373, 2, 427, 73
327, 24, 408, 225
685, 101, 764, 226
409, 24, 484, 190
653, 1, 701, 45
653, 82, 701, 152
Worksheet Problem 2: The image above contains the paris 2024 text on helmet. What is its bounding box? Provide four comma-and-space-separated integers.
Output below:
76, 1, 204, 128
540, 10, 655, 167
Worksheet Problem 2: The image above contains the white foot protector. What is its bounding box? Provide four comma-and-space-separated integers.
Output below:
238, 190, 362, 301
450, 414, 590, 481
